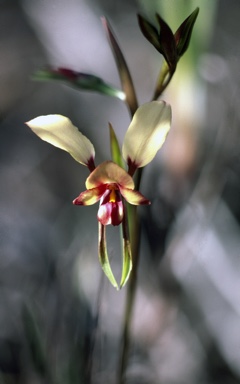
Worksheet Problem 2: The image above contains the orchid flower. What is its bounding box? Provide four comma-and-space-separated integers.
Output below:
73, 161, 150, 226
26, 101, 171, 288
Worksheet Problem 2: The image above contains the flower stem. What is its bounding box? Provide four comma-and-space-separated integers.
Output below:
117, 168, 142, 384
152, 60, 173, 101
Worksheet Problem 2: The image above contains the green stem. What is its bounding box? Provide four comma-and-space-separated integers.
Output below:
117, 60, 174, 384
117, 61, 173, 382
152, 60, 174, 100
117, 168, 143, 384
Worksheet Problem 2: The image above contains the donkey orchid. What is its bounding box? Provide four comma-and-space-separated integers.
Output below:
26, 101, 171, 288
73, 161, 150, 226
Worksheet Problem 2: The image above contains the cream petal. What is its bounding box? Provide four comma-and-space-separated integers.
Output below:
73, 185, 106, 206
119, 186, 150, 205
26, 115, 95, 166
122, 101, 172, 168
86, 161, 134, 189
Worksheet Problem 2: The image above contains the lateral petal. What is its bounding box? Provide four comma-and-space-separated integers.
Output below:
122, 101, 171, 168
119, 186, 150, 206
86, 161, 134, 189
73, 185, 106, 206
26, 115, 95, 167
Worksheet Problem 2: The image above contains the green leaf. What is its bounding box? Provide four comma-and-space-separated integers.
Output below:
109, 123, 125, 168
156, 13, 177, 72
120, 205, 132, 288
174, 7, 200, 58
98, 223, 119, 289
137, 14, 161, 52
33, 68, 125, 100
101, 17, 138, 116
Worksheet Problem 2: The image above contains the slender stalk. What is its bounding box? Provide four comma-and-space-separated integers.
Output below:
117, 32, 174, 383
117, 168, 143, 384
152, 61, 174, 101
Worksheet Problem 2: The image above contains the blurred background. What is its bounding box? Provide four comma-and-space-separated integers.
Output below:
1, 0, 240, 383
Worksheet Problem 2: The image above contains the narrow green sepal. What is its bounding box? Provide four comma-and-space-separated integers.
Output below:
174, 7, 200, 58
120, 237, 132, 288
98, 223, 119, 289
120, 204, 132, 288
137, 14, 162, 52
102, 17, 138, 116
33, 68, 126, 101
156, 14, 177, 72
109, 123, 125, 169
